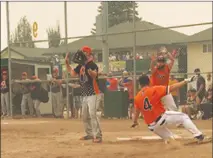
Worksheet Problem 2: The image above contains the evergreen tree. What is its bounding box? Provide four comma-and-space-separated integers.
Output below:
91, 2, 141, 34
46, 24, 61, 48
10, 16, 35, 48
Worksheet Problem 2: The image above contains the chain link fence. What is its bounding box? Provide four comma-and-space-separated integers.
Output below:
1, 2, 212, 118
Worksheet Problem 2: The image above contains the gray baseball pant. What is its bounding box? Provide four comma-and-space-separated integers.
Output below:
82, 94, 102, 138
21, 93, 34, 116
51, 92, 62, 117
33, 99, 41, 117
1, 92, 10, 116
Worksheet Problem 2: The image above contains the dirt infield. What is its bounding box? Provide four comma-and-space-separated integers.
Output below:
1, 118, 212, 158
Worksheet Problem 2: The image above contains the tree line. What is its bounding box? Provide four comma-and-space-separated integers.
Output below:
10, 2, 141, 48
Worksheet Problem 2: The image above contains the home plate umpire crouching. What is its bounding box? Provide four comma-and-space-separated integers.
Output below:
65, 46, 102, 143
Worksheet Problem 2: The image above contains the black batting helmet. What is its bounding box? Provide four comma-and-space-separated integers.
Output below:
138, 75, 150, 86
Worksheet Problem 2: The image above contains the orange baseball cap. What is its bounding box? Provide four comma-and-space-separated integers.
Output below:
82, 46, 92, 55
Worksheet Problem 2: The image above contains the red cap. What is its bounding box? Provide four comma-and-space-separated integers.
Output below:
53, 67, 59, 73
82, 46, 92, 55
2, 71, 7, 74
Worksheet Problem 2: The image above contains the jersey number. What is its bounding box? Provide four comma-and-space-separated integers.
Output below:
143, 98, 152, 111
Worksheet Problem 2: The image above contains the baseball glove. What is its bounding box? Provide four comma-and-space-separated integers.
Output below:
72, 50, 87, 65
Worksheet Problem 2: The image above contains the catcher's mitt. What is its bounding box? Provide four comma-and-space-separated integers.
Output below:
72, 50, 87, 65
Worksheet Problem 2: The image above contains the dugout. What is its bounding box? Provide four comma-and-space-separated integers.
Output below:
1, 58, 53, 115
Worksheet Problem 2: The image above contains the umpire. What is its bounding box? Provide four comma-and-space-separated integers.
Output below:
65, 46, 102, 143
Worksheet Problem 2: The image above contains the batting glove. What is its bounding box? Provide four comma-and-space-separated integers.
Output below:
184, 76, 196, 83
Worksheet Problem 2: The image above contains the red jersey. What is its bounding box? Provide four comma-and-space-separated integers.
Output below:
107, 78, 118, 91
123, 79, 134, 99
134, 86, 169, 124
151, 64, 170, 86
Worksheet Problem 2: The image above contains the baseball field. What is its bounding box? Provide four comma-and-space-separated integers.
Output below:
1, 118, 212, 158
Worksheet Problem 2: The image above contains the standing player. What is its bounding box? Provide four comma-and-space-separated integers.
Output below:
150, 48, 177, 111
119, 71, 134, 119
131, 75, 205, 143
65, 46, 102, 143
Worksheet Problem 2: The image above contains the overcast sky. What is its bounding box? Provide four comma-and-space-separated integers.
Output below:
1, 2, 212, 50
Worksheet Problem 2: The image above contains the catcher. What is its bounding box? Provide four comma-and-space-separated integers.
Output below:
65, 46, 102, 143
150, 47, 178, 111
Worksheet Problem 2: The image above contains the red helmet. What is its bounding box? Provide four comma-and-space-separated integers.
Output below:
82, 46, 92, 55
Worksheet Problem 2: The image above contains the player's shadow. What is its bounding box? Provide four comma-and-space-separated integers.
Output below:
183, 138, 212, 146
105, 139, 182, 151
105, 138, 212, 149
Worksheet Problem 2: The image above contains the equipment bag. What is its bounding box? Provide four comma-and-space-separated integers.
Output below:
39, 87, 49, 103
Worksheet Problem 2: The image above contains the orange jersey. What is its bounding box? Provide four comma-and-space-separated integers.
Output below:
134, 86, 169, 124
151, 65, 170, 86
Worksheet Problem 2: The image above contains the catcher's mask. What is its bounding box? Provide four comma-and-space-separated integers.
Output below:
157, 56, 166, 69
72, 50, 88, 65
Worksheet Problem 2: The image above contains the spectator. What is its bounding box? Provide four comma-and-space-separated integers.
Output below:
74, 94, 82, 118
201, 85, 212, 104
130, 53, 133, 59
169, 74, 180, 108
200, 86, 212, 119
122, 54, 126, 60
139, 54, 143, 59
30, 75, 42, 117
136, 53, 140, 60
20, 72, 34, 117
126, 53, 130, 60
106, 72, 118, 91
61, 78, 66, 108
69, 82, 82, 119
206, 73, 212, 91
113, 54, 116, 61
109, 54, 113, 61
1, 71, 10, 117
50, 68, 63, 118
181, 89, 198, 119
194, 68, 206, 105
119, 71, 134, 119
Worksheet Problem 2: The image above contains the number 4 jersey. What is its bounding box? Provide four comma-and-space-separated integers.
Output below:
134, 86, 169, 124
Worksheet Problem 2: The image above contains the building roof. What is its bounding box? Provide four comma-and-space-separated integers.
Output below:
181, 27, 212, 43
1, 46, 67, 58
1, 20, 189, 57
57, 20, 188, 52
1, 58, 52, 67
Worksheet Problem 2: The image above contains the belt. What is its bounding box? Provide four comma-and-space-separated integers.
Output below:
148, 114, 166, 127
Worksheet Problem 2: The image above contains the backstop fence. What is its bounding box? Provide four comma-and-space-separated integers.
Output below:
1, 2, 212, 118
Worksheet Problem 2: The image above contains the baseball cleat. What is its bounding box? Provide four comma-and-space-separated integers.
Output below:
184, 135, 212, 145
